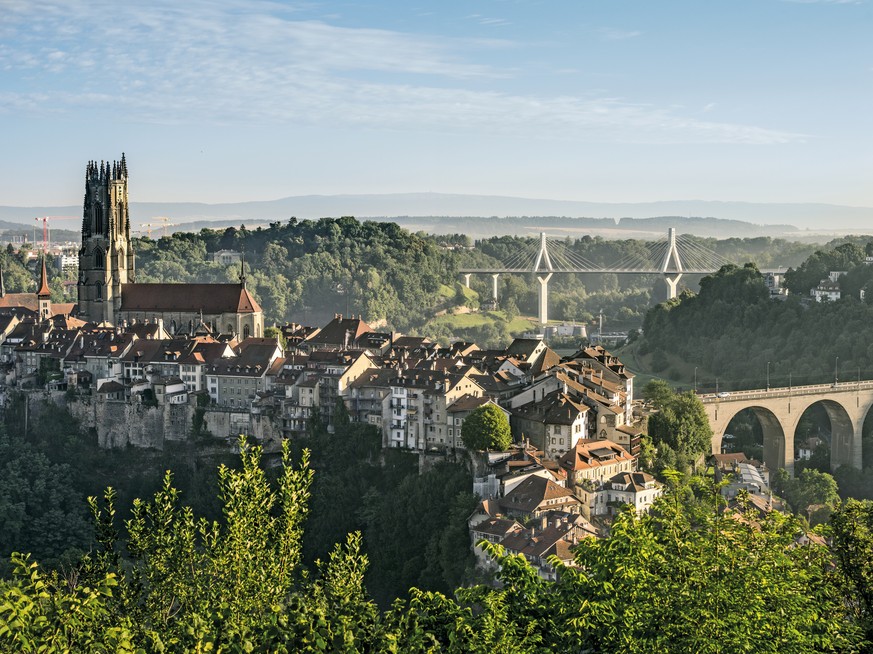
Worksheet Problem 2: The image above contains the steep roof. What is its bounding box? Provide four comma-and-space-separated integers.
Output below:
511, 390, 589, 426
120, 283, 261, 314
37, 256, 51, 297
607, 471, 660, 492
500, 475, 580, 515
471, 517, 524, 539
559, 439, 635, 473
0, 293, 39, 312
446, 393, 493, 413
306, 315, 373, 346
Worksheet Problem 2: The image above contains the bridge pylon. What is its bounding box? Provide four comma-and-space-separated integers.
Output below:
661, 227, 684, 299
533, 232, 554, 326
537, 273, 552, 326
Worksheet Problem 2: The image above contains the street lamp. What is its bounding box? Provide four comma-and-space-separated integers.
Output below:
835, 356, 839, 385
766, 361, 770, 391
694, 366, 698, 393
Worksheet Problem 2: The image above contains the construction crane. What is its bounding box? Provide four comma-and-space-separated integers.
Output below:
152, 216, 176, 238
33, 216, 76, 250
137, 223, 154, 239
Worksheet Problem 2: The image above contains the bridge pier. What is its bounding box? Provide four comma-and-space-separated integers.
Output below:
463, 273, 471, 288
492, 273, 499, 302
664, 273, 683, 299
537, 273, 552, 326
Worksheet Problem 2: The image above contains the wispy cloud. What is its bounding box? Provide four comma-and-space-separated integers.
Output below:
598, 27, 642, 41
465, 14, 512, 26
0, 0, 804, 145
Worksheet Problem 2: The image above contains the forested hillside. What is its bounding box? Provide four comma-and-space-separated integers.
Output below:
129, 217, 847, 346
637, 241, 873, 391
629, 242, 873, 497
133, 218, 453, 331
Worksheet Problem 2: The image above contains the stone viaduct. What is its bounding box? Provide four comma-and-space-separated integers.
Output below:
700, 381, 873, 475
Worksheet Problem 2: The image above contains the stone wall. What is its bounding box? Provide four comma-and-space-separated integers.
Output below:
44, 392, 283, 450
65, 394, 192, 449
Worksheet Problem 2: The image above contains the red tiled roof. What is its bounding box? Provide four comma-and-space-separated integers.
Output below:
307, 316, 373, 346
559, 439, 635, 472
500, 476, 579, 515
120, 283, 261, 314
0, 293, 38, 312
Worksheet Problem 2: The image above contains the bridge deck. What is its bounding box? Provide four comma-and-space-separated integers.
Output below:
459, 268, 788, 275
698, 380, 873, 403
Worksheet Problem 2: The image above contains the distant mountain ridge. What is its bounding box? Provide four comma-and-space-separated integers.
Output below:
1, 192, 871, 238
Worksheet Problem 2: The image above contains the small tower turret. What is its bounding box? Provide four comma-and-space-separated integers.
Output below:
37, 252, 52, 322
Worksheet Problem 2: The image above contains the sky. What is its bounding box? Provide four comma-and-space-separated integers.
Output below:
1, 0, 871, 207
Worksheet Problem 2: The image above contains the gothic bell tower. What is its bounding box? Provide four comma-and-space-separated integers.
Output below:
77, 154, 135, 324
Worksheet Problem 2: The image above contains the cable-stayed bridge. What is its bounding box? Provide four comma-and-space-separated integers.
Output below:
459, 228, 787, 325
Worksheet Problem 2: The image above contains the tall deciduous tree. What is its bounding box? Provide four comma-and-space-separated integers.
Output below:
644, 380, 713, 470
461, 404, 511, 451
830, 498, 873, 643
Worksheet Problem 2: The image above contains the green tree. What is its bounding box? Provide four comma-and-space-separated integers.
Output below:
830, 498, 873, 643
644, 381, 712, 470
552, 478, 862, 652
778, 468, 840, 516
0, 448, 867, 652
264, 325, 287, 350
461, 404, 511, 451
0, 433, 91, 571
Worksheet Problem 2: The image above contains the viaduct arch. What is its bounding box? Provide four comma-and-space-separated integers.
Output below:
700, 382, 872, 475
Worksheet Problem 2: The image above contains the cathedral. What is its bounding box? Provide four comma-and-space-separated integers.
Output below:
77, 155, 264, 338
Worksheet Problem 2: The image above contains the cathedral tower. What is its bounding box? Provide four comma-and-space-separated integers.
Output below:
77, 154, 135, 324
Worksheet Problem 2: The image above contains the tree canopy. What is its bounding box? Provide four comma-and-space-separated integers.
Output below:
643, 380, 713, 472
461, 404, 512, 451
1, 451, 867, 652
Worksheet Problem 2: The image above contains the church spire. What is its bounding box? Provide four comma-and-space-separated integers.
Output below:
0, 262, 5, 297
239, 250, 247, 288
37, 252, 51, 298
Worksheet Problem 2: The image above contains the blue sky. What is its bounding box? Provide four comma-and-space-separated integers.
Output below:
1, 0, 871, 207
